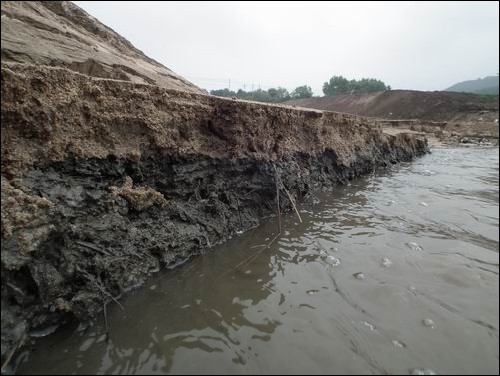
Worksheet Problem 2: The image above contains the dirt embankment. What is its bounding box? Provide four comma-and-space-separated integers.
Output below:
286, 90, 499, 145
285, 90, 499, 121
0, 2, 429, 369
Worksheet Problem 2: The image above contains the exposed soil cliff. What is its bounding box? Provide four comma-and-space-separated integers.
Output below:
0, 2, 429, 370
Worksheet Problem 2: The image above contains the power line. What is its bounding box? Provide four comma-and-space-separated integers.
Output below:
183, 75, 292, 90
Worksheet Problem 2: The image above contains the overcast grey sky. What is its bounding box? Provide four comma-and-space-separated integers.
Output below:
75, 1, 499, 95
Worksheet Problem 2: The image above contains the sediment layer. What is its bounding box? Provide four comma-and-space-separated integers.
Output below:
1, 63, 428, 364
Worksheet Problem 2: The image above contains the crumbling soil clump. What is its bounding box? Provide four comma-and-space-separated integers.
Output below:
109, 176, 168, 211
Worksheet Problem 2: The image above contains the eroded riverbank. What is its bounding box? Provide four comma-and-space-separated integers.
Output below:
0, 62, 428, 366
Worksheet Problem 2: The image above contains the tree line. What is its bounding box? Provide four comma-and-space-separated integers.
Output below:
210, 75, 390, 103
210, 85, 313, 103
322, 76, 390, 96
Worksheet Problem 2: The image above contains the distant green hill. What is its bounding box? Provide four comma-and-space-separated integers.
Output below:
446, 76, 499, 94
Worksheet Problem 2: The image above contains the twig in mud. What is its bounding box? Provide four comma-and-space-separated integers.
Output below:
265, 233, 281, 249
216, 164, 288, 280
272, 164, 302, 223
277, 177, 303, 223
243, 189, 257, 197
75, 240, 112, 256
1, 335, 24, 374
103, 302, 110, 342
274, 166, 282, 235
215, 230, 282, 281
236, 197, 243, 230
103, 290, 124, 311
76, 266, 125, 313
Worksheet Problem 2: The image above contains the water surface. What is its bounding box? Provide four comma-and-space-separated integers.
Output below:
17, 147, 499, 375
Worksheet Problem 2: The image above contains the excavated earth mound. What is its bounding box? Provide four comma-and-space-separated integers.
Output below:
286, 91, 499, 145
1, 1, 203, 93
285, 90, 499, 121
0, 1, 429, 367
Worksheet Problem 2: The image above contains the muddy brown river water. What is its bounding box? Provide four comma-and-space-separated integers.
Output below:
15, 147, 499, 375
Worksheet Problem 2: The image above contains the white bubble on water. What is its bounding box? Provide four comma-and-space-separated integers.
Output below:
381, 257, 393, 268
353, 272, 365, 280
423, 318, 436, 328
327, 255, 340, 266
391, 339, 406, 348
411, 368, 437, 375
406, 241, 423, 252
362, 321, 376, 331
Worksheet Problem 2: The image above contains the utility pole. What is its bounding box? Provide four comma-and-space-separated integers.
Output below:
228, 79, 231, 90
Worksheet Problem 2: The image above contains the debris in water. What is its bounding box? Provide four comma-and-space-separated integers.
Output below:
420, 202, 429, 207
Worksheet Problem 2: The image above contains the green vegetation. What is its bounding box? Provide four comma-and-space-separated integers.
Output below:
210, 76, 391, 103
210, 86, 295, 103
290, 85, 313, 99
322, 76, 390, 96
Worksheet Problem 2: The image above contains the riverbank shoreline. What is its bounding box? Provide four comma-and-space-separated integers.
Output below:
1, 62, 429, 369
